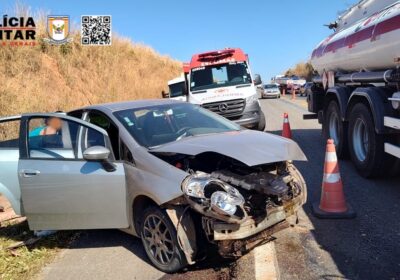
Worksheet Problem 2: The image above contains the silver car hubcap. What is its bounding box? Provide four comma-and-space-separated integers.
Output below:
143, 214, 174, 265
353, 118, 369, 162
329, 112, 340, 146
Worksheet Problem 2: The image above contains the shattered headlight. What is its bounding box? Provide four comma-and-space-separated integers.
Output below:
182, 173, 245, 217
211, 190, 244, 216
182, 173, 211, 198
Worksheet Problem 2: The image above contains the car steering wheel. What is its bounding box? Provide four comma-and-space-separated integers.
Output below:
176, 127, 191, 140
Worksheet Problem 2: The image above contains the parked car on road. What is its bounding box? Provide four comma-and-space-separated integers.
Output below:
0, 100, 307, 273
300, 82, 313, 97
261, 84, 281, 99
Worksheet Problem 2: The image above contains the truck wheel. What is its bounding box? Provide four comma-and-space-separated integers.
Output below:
348, 103, 393, 178
140, 206, 188, 273
258, 111, 266, 131
323, 100, 348, 158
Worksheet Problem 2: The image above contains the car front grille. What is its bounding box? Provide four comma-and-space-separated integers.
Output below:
202, 99, 246, 119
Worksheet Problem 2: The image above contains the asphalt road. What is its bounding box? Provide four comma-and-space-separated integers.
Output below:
39, 97, 400, 280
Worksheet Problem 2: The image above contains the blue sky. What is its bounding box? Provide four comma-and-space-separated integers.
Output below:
2, 0, 356, 80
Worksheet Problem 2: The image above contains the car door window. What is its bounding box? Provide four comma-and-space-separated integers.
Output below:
0, 117, 22, 215
0, 118, 20, 148
28, 117, 109, 160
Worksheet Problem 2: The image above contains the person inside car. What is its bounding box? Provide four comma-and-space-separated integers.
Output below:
29, 117, 62, 137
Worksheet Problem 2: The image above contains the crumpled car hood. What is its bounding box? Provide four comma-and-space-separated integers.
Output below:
150, 130, 307, 166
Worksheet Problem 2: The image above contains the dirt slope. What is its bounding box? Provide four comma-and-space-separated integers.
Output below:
0, 32, 181, 116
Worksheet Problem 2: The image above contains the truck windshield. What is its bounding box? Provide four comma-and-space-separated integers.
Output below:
190, 62, 252, 92
169, 81, 185, 97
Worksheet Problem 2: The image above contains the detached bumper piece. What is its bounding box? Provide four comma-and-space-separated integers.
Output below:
201, 195, 303, 257
217, 220, 289, 258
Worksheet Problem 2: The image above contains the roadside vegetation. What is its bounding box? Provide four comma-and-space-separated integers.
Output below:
0, 219, 78, 280
0, 5, 181, 280
0, 7, 181, 118
284, 62, 314, 81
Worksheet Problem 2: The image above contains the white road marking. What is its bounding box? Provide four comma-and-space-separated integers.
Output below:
254, 241, 280, 280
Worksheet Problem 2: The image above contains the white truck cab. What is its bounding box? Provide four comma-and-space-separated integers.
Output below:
167, 75, 186, 102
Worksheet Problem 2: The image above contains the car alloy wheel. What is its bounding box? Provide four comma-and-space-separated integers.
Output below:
143, 214, 174, 265
140, 206, 188, 273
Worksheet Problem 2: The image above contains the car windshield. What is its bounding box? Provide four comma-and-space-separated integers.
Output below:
190, 62, 252, 92
168, 81, 185, 97
264, 84, 278, 89
114, 103, 240, 148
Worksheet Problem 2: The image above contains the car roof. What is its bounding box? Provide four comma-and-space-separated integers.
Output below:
77, 99, 185, 113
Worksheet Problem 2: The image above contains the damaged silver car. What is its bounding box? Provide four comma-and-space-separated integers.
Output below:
0, 100, 307, 272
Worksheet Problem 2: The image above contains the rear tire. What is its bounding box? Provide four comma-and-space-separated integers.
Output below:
348, 103, 394, 178
140, 206, 188, 273
323, 100, 348, 158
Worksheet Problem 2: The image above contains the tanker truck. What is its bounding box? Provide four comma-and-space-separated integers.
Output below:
306, 0, 400, 178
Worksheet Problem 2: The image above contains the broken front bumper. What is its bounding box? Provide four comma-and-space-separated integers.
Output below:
202, 194, 304, 258
212, 194, 302, 241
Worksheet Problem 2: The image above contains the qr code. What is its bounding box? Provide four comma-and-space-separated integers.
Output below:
81, 15, 112, 46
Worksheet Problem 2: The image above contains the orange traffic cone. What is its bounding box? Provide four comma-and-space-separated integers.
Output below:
291, 88, 296, 100
282, 113, 292, 139
312, 139, 356, 219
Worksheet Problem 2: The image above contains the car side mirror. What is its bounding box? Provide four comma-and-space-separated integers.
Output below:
253, 74, 262, 86
83, 146, 116, 172
83, 146, 110, 161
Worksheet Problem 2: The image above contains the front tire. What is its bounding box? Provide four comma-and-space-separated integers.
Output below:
323, 100, 348, 158
257, 111, 266, 131
287, 163, 307, 204
348, 103, 394, 178
140, 206, 188, 273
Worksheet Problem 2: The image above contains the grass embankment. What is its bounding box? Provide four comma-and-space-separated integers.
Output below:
0, 219, 77, 280
0, 22, 181, 117
0, 12, 181, 280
